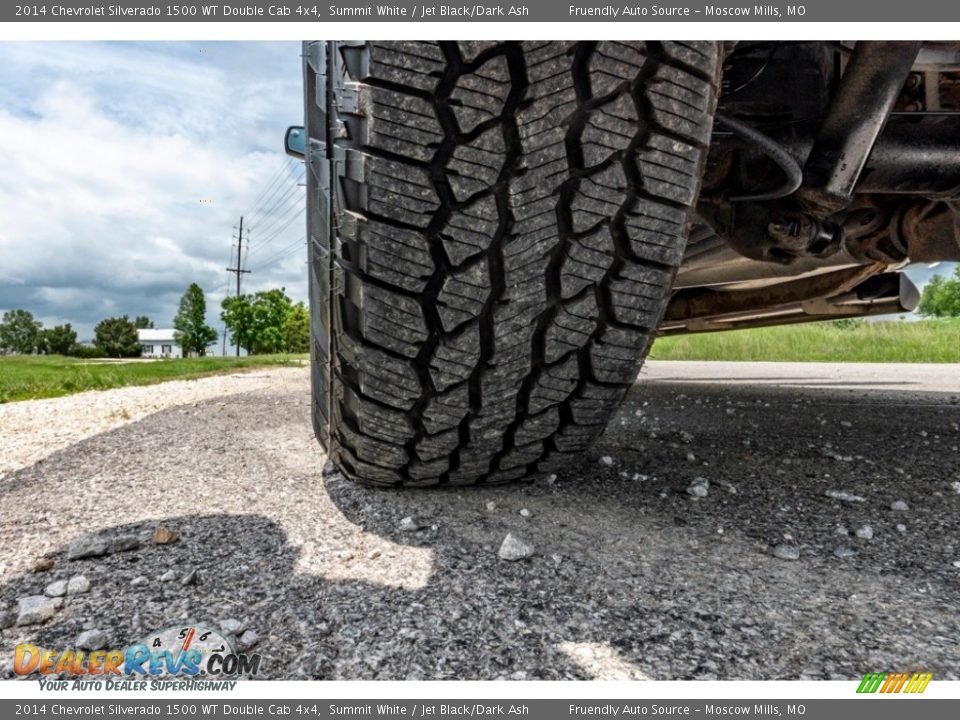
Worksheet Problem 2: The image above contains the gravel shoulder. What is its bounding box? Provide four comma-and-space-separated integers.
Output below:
1, 362, 958, 680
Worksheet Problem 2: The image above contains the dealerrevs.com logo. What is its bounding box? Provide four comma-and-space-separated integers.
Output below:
857, 672, 933, 694
15, 625, 261, 686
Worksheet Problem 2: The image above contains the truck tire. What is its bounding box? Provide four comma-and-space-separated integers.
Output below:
303, 41, 721, 486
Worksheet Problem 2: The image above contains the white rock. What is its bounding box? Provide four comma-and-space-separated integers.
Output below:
856, 525, 874, 540
131, 576, 149, 587
237, 629, 259, 651
686, 477, 709, 498
219, 618, 245, 635
600, 456, 614, 466
825, 490, 866, 503
519, 508, 531, 518
159, 570, 177, 582
498, 533, 535, 561
833, 547, 857, 559
773, 544, 800, 561
485, 501, 496, 512
545, 474, 557, 485
67, 575, 90, 594
890, 500, 909, 512
76, 629, 108, 651
399, 516, 423, 533
16, 595, 61, 625
686, 452, 696, 462
953, 560, 960, 569
896, 524, 907, 533
44, 580, 67, 598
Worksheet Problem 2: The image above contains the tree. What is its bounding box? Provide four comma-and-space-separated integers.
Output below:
173, 283, 217, 357
93, 315, 141, 358
221, 288, 295, 354
0, 309, 42, 354
917, 265, 960, 318
282, 302, 310, 353
39, 323, 78, 356
134, 316, 154, 329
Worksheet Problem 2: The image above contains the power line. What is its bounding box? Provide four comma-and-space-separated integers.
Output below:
246, 158, 296, 221
247, 207, 306, 262
247, 163, 304, 230
249, 236, 306, 273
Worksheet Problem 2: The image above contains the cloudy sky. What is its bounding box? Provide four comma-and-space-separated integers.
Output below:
0, 41, 305, 351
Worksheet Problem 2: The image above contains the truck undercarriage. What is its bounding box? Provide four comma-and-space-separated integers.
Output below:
669, 41, 960, 334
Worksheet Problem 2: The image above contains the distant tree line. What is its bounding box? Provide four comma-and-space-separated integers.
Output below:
1, 283, 310, 358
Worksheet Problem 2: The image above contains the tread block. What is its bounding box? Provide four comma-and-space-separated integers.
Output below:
528, 354, 579, 414
544, 292, 599, 363
357, 280, 427, 357
442, 195, 500, 265
437, 260, 490, 331
422, 383, 469, 434
416, 427, 462, 462
447, 126, 506, 201
358, 220, 433, 293
636, 134, 700, 206
624, 198, 689, 265
559, 226, 615, 298
581, 94, 639, 167
366, 42, 445, 92
570, 164, 628, 233
451, 54, 510, 133
429, 323, 481, 391
646, 65, 715, 146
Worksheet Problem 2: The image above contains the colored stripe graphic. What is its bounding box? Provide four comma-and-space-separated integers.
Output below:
857, 672, 932, 694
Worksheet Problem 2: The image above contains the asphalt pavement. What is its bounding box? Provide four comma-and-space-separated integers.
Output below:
1, 361, 958, 680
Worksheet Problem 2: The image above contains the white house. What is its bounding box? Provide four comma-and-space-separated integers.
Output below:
138, 329, 182, 359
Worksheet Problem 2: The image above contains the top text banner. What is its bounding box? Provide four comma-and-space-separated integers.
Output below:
6, 1, 960, 22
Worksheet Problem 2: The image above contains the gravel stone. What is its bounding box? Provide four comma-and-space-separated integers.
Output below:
16, 595, 61, 625
66, 537, 110, 560
32, 558, 54, 573
398, 516, 424, 533
152, 526, 178, 545
687, 477, 710, 498
833, 547, 857, 559
109, 535, 141, 553
896, 524, 907, 533
130, 576, 148, 587
498, 533, 535, 561
237, 630, 259, 651
600, 456, 614, 466
519, 508, 531, 518
44, 580, 67, 598
181, 569, 198, 586
219, 618, 244, 635
159, 570, 177, 582
66, 575, 90, 595
856, 525, 874, 540
825, 490, 866, 503
76, 629, 108, 651
773, 545, 800, 561
890, 500, 909, 511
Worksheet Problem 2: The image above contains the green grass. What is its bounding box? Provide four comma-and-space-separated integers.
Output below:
0, 354, 309, 403
649, 318, 960, 363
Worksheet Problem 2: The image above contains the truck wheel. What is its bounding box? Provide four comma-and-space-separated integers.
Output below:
303, 41, 721, 486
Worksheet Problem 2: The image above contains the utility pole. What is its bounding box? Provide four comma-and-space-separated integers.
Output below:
226, 215, 251, 357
